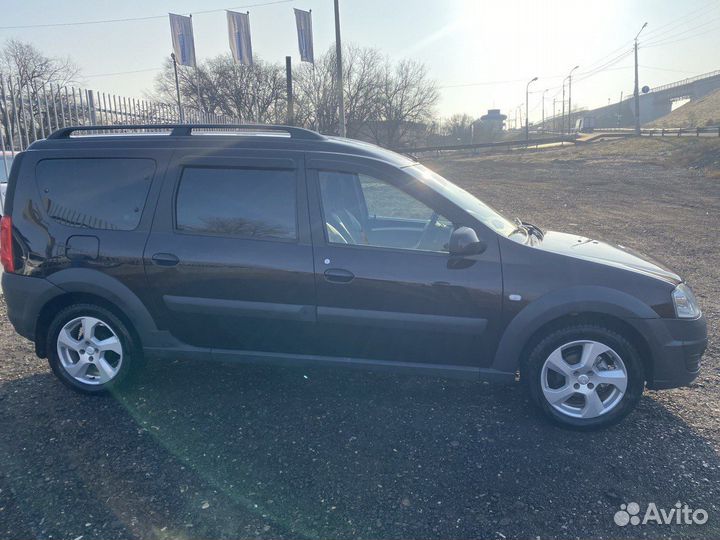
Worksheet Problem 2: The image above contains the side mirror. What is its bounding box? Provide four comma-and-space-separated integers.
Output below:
449, 226, 486, 256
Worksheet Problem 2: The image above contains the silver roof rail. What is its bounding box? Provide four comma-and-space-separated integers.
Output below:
47, 124, 326, 141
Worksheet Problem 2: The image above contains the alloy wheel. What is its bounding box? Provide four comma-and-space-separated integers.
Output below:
56, 316, 124, 385
540, 339, 628, 419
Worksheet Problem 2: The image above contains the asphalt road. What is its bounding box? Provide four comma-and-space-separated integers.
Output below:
1, 138, 719, 539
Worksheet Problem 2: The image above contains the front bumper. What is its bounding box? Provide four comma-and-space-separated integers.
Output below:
638, 314, 707, 390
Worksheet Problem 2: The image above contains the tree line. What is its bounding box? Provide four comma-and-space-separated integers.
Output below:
0, 39, 501, 149
154, 44, 441, 148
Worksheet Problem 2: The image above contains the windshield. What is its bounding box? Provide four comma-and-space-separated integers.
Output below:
404, 163, 518, 237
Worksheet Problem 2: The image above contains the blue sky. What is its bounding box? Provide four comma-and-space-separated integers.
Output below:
1, 0, 719, 121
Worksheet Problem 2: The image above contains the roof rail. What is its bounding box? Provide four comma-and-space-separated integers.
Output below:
47, 124, 326, 141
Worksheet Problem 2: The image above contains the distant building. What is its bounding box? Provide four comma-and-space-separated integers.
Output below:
472, 109, 507, 141
479, 109, 507, 127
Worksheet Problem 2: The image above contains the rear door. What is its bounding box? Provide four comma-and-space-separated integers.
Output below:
306, 156, 504, 368
18, 148, 169, 296
143, 150, 316, 353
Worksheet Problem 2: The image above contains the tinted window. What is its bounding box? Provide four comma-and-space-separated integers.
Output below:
36, 158, 155, 230
176, 167, 296, 240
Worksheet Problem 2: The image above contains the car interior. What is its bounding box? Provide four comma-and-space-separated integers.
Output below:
318, 170, 454, 252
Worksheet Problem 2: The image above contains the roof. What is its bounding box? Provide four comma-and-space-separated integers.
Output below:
26, 124, 417, 168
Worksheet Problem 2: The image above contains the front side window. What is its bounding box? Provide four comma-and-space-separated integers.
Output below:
176, 167, 296, 240
36, 158, 155, 230
318, 170, 452, 252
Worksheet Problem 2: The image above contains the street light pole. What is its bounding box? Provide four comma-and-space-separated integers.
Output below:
334, 0, 346, 137
634, 22, 648, 136
526, 76, 538, 141
561, 80, 566, 134
541, 88, 548, 132
567, 65, 579, 133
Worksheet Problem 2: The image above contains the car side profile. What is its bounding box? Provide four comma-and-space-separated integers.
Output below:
1, 124, 707, 429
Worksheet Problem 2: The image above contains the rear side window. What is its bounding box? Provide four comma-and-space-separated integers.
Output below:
36, 158, 155, 230
175, 167, 297, 240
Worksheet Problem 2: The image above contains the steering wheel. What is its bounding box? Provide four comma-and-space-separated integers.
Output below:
414, 212, 439, 250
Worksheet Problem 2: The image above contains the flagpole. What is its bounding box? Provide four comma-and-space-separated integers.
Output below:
188, 13, 202, 122
171, 53, 184, 122
333, 0, 346, 137
286, 56, 294, 126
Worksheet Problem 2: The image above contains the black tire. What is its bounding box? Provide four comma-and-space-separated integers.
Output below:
47, 303, 143, 394
523, 323, 645, 430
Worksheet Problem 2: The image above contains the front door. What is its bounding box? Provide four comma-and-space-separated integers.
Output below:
143, 152, 316, 353
306, 157, 503, 368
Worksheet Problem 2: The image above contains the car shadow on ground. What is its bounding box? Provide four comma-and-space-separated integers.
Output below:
1, 360, 719, 540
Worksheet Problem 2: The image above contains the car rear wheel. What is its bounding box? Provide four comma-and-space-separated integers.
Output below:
524, 323, 645, 430
47, 304, 141, 394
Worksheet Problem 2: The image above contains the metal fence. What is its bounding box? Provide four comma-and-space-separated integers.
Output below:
394, 135, 579, 155
0, 74, 240, 174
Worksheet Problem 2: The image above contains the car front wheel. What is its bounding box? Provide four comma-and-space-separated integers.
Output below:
524, 323, 645, 430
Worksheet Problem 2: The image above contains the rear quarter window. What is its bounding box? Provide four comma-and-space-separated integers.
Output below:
35, 158, 155, 230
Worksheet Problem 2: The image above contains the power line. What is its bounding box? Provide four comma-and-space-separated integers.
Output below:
439, 75, 564, 90
645, 23, 720, 48
0, 0, 295, 30
641, 0, 718, 41
84, 68, 163, 79
643, 14, 720, 45
640, 65, 698, 74
643, 16, 720, 47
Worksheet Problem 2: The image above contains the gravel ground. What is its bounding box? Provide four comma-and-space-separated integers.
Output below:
0, 138, 718, 540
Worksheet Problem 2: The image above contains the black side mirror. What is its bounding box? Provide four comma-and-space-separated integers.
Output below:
449, 226, 486, 256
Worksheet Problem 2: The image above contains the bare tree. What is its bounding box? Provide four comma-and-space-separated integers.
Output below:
294, 44, 436, 144
293, 51, 339, 133
342, 45, 383, 137
0, 40, 81, 143
151, 43, 438, 146
369, 59, 439, 148
293, 44, 384, 135
153, 55, 285, 123
442, 113, 475, 143
0, 39, 79, 92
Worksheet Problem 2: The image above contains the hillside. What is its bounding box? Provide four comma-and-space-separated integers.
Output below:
647, 87, 720, 128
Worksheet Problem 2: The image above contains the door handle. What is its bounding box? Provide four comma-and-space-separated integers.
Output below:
324, 268, 355, 283
151, 253, 180, 267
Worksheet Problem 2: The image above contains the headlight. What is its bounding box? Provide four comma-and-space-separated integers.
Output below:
672, 283, 701, 318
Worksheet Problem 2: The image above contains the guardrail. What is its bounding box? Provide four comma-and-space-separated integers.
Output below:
595, 127, 720, 136
650, 70, 720, 94
394, 135, 578, 154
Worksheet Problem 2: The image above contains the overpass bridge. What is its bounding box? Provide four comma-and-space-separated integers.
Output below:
543, 69, 720, 130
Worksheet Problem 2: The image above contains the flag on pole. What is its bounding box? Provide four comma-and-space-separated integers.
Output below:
169, 13, 197, 67
294, 9, 314, 63
227, 11, 253, 65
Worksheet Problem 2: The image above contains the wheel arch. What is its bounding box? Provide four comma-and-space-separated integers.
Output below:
36, 269, 157, 358
492, 286, 658, 378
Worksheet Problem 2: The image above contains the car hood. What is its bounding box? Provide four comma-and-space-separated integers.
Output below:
535, 231, 681, 285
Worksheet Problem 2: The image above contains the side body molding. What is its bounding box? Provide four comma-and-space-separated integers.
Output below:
491, 285, 660, 373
